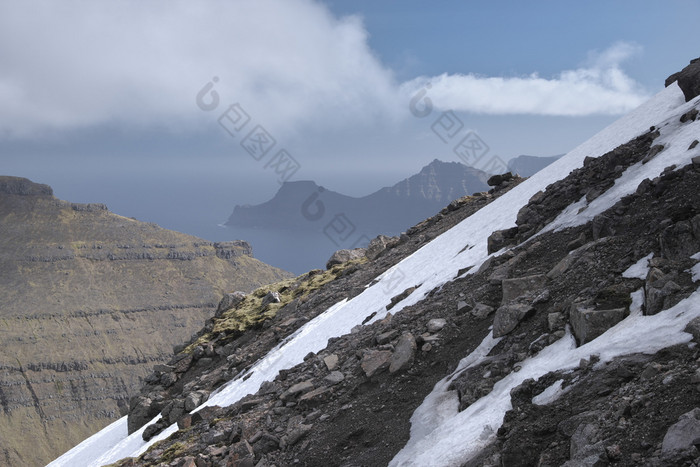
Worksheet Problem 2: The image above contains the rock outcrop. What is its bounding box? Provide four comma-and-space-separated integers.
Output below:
0, 177, 291, 466
665, 57, 700, 102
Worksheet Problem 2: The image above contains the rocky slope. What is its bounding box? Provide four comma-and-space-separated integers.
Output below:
56, 58, 700, 466
0, 177, 291, 467
226, 159, 489, 234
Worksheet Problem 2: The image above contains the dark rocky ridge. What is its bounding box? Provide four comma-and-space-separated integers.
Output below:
0, 177, 291, 467
109, 96, 700, 466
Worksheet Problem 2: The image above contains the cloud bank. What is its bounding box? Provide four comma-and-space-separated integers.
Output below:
400, 42, 648, 116
0, 0, 649, 139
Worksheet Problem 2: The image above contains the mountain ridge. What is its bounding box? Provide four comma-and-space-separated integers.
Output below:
226, 159, 490, 233
0, 176, 291, 467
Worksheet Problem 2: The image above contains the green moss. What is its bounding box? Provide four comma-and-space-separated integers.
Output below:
183, 259, 366, 352
157, 441, 187, 464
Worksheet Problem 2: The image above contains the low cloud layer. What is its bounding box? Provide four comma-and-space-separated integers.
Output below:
400, 42, 648, 116
0, 1, 649, 139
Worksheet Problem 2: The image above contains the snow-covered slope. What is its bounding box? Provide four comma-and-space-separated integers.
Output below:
51, 83, 698, 467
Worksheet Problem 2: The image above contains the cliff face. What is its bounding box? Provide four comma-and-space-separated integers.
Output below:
225, 159, 490, 234
0, 177, 291, 467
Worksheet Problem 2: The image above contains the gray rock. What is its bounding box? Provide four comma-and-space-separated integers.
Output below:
128, 395, 158, 434
471, 303, 494, 319
361, 350, 392, 377
662, 408, 700, 455
493, 303, 534, 338
326, 248, 366, 269
684, 317, 700, 344
281, 381, 314, 400
153, 364, 175, 373
323, 354, 339, 371
366, 235, 398, 260
160, 372, 177, 388
287, 423, 313, 445
570, 303, 626, 345
501, 274, 546, 303
457, 300, 469, 313
547, 312, 565, 332
665, 56, 700, 102
215, 291, 247, 316
261, 291, 281, 306
324, 371, 345, 385
427, 318, 447, 333
569, 423, 604, 461
375, 330, 398, 345
389, 333, 417, 374
184, 390, 209, 412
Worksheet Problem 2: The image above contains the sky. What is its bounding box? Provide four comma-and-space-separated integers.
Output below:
1, 0, 698, 245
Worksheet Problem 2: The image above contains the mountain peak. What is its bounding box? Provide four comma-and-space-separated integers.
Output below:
0, 176, 53, 196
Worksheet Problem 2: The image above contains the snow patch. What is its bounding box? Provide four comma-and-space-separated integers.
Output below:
390, 290, 700, 466
623, 253, 654, 279
532, 379, 566, 406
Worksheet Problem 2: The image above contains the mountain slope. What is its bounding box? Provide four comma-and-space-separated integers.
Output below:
0, 177, 291, 467
53, 60, 700, 467
226, 159, 490, 234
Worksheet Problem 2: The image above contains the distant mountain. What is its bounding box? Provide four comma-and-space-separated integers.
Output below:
226, 159, 490, 235
0, 176, 291, 467
507, 154, 563, 177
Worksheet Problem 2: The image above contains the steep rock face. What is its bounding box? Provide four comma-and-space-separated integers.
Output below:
226, 159, 489, 234
665, 57, 700, 102
0, 177, 291, 467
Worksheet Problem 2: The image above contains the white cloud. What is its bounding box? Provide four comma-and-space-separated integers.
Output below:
0, 0, 400, 138
400, 42, 649, 116
0, 0, 649, 140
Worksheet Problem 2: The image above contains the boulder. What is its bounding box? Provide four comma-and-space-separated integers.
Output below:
128, 395, 159, 434
389, 333, 417, 374
281, 381, 314, 401
661, 408, 700, 455
326, 248, 366, 269
665, 57, 700, 102
426, 318, 447, 333
375, 330, 398, 345
215, 291, 247, 316
324, 371, 345, 385
487, 172, 514, 187
570, 303, 626, 345
493, 303, 534, 338
501, 274, 546, 303
366, 235, 398, 260
184, 390, 209, 412
361, 350, 392, 377
471, 303, 494, 319
684, 316, 700, 344
261, 291, 281, 306
323, 354, 339, 371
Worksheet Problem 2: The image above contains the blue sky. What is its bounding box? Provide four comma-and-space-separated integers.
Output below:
1, 0, 698, 241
